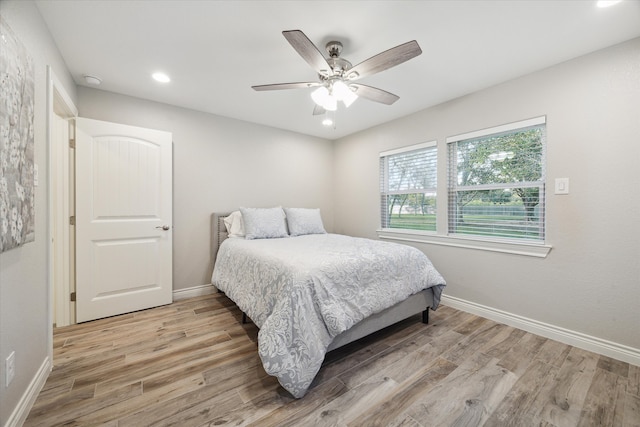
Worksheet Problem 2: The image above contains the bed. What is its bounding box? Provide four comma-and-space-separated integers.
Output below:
210, 209, 446, 398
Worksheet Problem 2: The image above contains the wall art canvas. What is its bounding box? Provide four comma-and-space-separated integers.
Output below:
0, 16, 36, 253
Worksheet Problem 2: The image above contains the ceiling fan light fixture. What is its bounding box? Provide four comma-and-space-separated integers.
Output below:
323, 95, 338, 111
342, 96, 357, 108
311, 86, 337, 111
333, 80, 358, 107
311, 86, 329, 106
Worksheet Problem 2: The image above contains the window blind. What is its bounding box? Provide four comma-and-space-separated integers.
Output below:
380, 142, 437, 232
447, 117, 546, 242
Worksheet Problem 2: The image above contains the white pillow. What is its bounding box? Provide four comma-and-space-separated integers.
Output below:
240, 207, 288, 240
284, 208, 327, 237
223, 211, 245, 238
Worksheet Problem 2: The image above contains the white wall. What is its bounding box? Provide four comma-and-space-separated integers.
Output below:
77, 87, 334, 291
333, 38, 640, 357
0, 1, 77, 425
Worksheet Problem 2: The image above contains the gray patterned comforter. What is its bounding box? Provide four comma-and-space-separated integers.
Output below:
211, 233, 446, 398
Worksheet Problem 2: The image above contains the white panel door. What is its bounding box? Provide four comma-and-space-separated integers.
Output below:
75, 118, 173, 322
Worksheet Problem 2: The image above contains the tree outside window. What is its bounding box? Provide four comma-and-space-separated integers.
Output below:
380, 142, 437, 232
448, 120, 546, 242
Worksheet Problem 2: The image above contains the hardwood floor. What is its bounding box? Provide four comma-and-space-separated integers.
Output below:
25, 293, 640, 426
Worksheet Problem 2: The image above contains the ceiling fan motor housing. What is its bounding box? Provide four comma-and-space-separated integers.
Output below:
322, 57, 352, 79
326, 41, 343, 57
323, 41, 353, 78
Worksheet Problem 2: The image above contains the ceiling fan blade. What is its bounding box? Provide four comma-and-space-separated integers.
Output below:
283, 30, 332, 76
346, 40, 422, 80
252, 82, 320, 91
312, 104, 326, 115
350, 84, 400, 105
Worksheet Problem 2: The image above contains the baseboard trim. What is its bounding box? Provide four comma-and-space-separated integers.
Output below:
5, 356, 51, 427
441, 295, 640, 366
172, 284, 217, 301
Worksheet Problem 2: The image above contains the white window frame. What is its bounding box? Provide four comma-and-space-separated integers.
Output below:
447, 116, 547, 244
377, 117, 552, 258
379, 141, 437, 234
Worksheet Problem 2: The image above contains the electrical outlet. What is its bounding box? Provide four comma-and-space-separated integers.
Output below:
6, 351, 15, 387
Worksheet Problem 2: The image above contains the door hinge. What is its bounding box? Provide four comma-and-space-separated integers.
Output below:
70, 292, 76, 302
69, 216, 75, 225
69, 120, 76, 148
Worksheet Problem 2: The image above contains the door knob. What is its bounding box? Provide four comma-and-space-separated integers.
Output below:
155, 225, 170, 231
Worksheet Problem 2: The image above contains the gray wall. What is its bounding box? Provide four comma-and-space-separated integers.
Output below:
0, 1, 77, 425
333, 37, 640, 352
77, 88, 334, 291
1, 1, 638, 422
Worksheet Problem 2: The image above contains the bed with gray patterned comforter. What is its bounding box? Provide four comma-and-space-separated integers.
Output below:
211, 233, 446, 398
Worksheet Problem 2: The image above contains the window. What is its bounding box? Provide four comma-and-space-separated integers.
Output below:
380, 141, 437, 232
447, 117, 546, 242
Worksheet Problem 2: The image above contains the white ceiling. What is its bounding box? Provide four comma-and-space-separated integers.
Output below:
36, 0, 640, 140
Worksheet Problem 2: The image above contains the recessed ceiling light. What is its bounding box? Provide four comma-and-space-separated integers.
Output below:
597, 0, 622, 7
152, 72, 171, 83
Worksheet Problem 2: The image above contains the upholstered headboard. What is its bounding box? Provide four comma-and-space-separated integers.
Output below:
211, 212, 233, 267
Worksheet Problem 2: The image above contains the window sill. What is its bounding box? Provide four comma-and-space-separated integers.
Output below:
376, 229, 552, 258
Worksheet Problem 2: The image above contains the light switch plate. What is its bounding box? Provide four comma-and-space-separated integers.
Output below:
555, 178, 569, 195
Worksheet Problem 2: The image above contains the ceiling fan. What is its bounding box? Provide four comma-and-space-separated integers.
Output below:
252, 30, 422, 116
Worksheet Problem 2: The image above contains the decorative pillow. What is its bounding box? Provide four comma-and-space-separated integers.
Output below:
223, 211, 245, 238
240, 207, 288, 240
284, 208, 327, 237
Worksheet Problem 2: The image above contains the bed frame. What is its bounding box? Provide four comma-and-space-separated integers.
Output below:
211, 212, 433, 352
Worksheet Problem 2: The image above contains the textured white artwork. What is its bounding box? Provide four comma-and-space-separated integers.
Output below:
0, 16, 36, 252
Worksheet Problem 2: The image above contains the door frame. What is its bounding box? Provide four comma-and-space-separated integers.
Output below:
51, 109, 74, 328
46, 66, 77, 364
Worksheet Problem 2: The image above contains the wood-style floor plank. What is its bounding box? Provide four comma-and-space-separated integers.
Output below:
576, 368, 626, 427
623, 393, 640, 427
405, 352, 518, 426
497, 331, 548, 376
348, 357, 458, 427
536, 347, 599, 426
24, 293, 640, 427
628, 364, 640, 397
292, 377, 399, 426
484, 359, 560, 426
